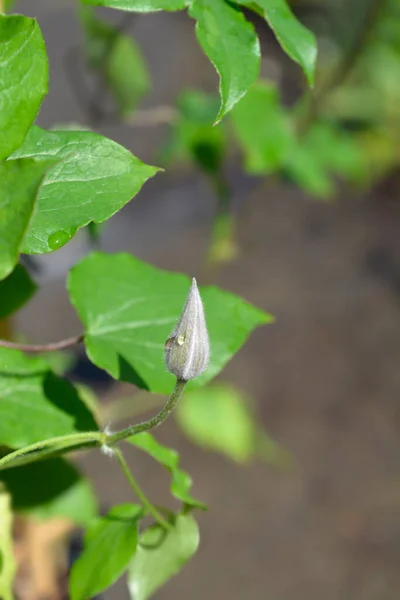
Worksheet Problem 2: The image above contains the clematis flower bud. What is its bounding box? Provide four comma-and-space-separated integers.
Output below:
164, 277, 210, 381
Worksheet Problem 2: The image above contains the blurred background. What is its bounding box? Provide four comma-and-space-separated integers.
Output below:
9, 0, 400, 598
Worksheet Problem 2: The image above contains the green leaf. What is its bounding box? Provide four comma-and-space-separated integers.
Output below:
169, 468, 203, 508
177, 382, 285, 464
177, 383, 255, 462
284, 140, 333, 198
67, 252, 272, 394
128, 432, 178, 469
284, 121, 366, 198
80, 7, 151, 118
0, 159, 53, 280
160, 90, 226, 175
0, 490, 16, 600
74, 383, 101, 421
231, 80, 293, 174
9, 126, 159, 254
127, 433, 206, 509
238, 0, 317, 86
0, 458, 97, 526
127, 514, 199, 600
81, 0, 189, 11
0, 264, 36, 319
0, 15, 48, 159
189, 0, 260, 122
0, 348, 98, 448
302, 122, 366, 182
107, 33, 151, 118
70, 504, 143, 600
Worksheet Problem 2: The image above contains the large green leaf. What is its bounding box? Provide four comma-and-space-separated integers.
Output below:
80, 6, 151, 118
177, 382, 286, 464
0, 15, 48, 159
0, 490, 15, 600
231, 80, 293, 174
70, 504, 143, 600
238, 0, 317, 86
68, 252, 272, 394
189, 0, 260, 122
81, 0, 189, 11
127, 514, 199, 600
9, 126, 159, 254
0, 159, 52, 280
0, 264, 37, 319
0, 458, 97, 526
0, 348, 98, 448
127, 433, 206, 509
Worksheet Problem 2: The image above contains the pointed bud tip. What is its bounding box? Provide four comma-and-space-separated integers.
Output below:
164, 277, 210, 381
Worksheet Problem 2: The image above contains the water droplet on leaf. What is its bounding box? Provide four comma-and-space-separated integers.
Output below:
48, 230, 71, 250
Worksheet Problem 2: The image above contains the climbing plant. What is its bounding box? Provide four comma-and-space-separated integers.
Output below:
3, 0, 396, 598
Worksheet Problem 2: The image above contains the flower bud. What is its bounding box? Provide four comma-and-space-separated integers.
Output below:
164, 277, 210, 381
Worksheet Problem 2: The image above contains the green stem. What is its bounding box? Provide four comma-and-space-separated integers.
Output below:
105, 379, 187, 446
113, 446, 171, 530
0, 431, 103, 471
0, 379, 186, 471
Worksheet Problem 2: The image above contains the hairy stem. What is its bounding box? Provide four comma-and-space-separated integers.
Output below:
0, 431, 103, 471
0, 379, 186, 471
0, 334, 84, 353
113, 446, 171, 530
105, 379, 187, 445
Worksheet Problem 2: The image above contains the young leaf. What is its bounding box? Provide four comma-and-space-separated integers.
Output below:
9, 126, 159, 254
127, 514, 199, 600
80, 7, 151, 118
231, 80, 293, 174
238, 0, 317, 86
0, 490, 16, 600
0, 159, 53, 280
67, 252, 272, 394
128, 432, 178, 469
70, 504, 143, 600
0, 15, 48, 159
177, 382, 285, 464
189, 0, 260, 122
169, 468, 203, 508
0, 458, 97, 526
0, 348, 97, 448
0, 264, 37, 319
127, 433, 206, 509
81, 0, 189, 11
